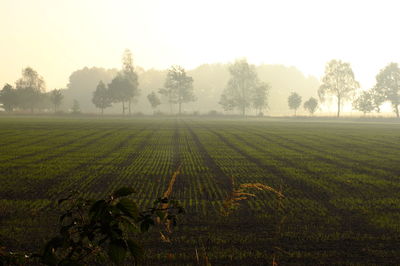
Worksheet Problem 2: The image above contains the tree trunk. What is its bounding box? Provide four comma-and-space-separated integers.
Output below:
122, 101, 125, 115
337, 96, 341, 117
101, 108, 104, 116
242, 82, 246, 117
395, 104, 399, 118
178, 102, 182, 115
128, 99, 131, 115
295, 109, 297, 116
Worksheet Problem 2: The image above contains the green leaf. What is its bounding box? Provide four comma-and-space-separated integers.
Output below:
140, 221, 150, 233
126, 239, 143, 261
116, 198, 139, 218
112, 187, 135, 198
108, 239, 127, 265
119, 217, 139, 233
89, 200, 106, 218
140, 219, 154, 233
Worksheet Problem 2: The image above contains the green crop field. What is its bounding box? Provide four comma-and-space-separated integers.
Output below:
1, 116, 400, 265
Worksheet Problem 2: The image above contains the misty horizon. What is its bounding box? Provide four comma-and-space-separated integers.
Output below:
2, 0, 400, 91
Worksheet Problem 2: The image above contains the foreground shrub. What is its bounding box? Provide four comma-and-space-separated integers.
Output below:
1, 187, 184, 265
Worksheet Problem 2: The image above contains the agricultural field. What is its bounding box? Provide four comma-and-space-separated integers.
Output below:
0, 116, 400, 265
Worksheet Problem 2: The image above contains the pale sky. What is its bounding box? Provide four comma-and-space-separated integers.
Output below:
1, 0, 400, 91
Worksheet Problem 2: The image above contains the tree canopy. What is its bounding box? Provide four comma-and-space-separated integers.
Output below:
147, 91, 161, 111
108, 50, 140, 115
252, 82, 270, 115
303, 97, 318, 115
71, 99, 81, 114
122, 49, 139, 115
0, 84, 18, 112
353, 91, 374, 115
50, 89, 63, 113
160, 65, 195, 115
92, 81, 112, 115
374, 62, 400, 117
288, 92, 302, 116
15, 67, 47, 112
318, 60, 359, 117
219, 59, 269, 116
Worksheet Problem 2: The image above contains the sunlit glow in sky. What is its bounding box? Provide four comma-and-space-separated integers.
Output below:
1, 0, 400, 91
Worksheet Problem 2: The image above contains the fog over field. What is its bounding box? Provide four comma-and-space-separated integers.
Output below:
1, 0, 400, 116
1, 1, 400, 265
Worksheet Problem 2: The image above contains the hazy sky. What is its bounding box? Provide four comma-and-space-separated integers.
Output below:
1, 0, 400, 91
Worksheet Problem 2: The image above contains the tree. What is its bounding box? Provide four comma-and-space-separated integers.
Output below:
147, 91, 161, 113
318, 60, 359, 117
219, 93, 235, 112
108, 74, 131, 115
219, 59, 265, 116
288, 92, 302, 116
303, 97, 318, 115
2, 187, 184, 265
65, 67, 118, 113
92, 81, 112, 115
71, 99, 80, 114
160, 65, 195, 115
15, 67, 46, 112
368, 86, 386, 113
121, 49, 139, 115
50, 89, 63, 113
0, 84, 18, 112
353, 91, 374, 115
106, 50, 139, 116
374, 62, 400, 117
252, 82, 270, 115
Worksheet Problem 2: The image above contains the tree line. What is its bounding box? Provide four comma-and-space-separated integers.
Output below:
286, 60, 400, 117
221, 59, 400, 118
92, 50, 139, 115
1, 55, 400, 117
0, 68, 64, 113
92, 51, 196, 116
